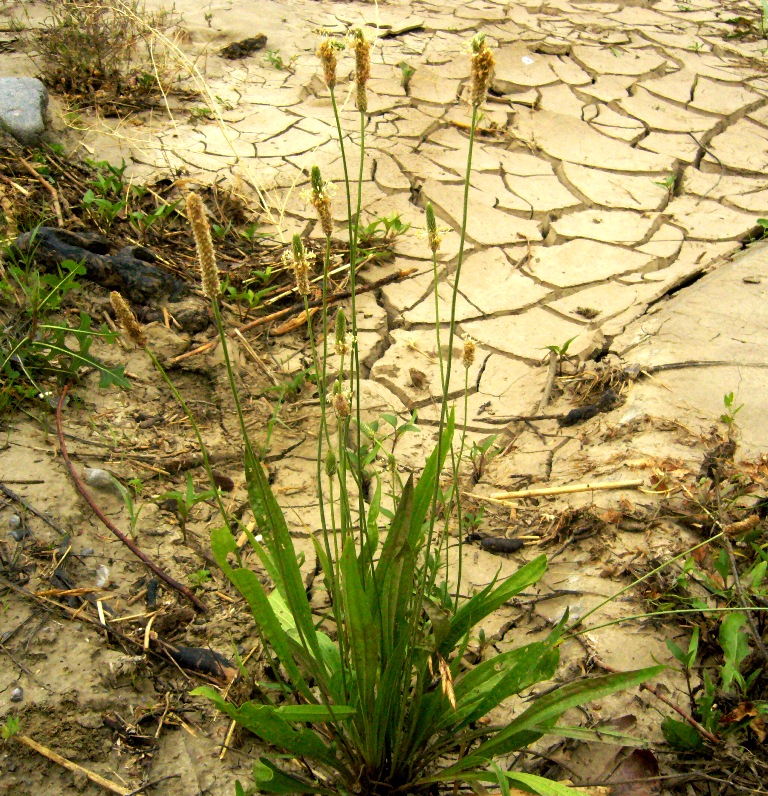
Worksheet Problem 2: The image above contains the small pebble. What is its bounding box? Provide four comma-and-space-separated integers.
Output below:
8, 514, 21, 529
80, 547, 95, 556
95, 564, 110, 588
84, 468, 116, 490
9, 527, 29, 542
10, 686, 23, 703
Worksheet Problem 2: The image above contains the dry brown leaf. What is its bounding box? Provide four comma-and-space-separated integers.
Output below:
720, 702, 757, 725
607, 748, 660, 796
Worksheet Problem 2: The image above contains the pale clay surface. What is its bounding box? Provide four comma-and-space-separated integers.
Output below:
3, 0, 768, 793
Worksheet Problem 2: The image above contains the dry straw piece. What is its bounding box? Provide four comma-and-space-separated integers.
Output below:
186, 192, 221, 301
110, 291, 147, 348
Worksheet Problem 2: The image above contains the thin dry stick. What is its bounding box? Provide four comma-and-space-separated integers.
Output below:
537, 350, 558, 413
55, 386, 207, 613
17, 735, 132, 795
19, 157, 63, 226
491, 479, 643, 501
169, 267, 417, 365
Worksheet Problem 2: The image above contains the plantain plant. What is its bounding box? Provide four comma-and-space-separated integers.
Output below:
110, 31, 661, 796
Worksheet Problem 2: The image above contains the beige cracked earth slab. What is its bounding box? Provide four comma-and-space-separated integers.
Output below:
551, 209, 658, 245
663, 196, 761, 241
570, 44, 667, 76
618, 87, 719, 134
527, 238, 654, 287
493, 43, 561, 92
452, 248, 552, 314
513, 111, 675, 171
460, 307, 586, 361
370, 328, 483, 407
704, 119, 768, 174
547, 281, 654, 324
421, 178, 542, 246
613, 243, 768, 454
560, 162, 669, 211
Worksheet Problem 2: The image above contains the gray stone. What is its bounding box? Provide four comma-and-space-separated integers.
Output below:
0, 78, 48, 145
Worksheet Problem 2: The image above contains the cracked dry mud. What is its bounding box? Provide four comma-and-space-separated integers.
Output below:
2, 0, 768, 794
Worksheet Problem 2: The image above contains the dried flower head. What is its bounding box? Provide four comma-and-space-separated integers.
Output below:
324, 449, 337, 477
309, 165, 334, 238
334, 308, 348, 356
283, 234, 314, 297
352, 29, 370, 112
316, 37, 338, 89
186, 192, 221, 301
425, 202, 441, 254
462, 335, 476, 369
110, 291, 147, 347
332, 390, 351, 420
470, 34, 495, 108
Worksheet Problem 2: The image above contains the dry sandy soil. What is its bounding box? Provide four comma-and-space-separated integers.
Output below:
2, 0, 768, 794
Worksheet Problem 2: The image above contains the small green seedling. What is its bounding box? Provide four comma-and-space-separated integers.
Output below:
188, 568, 212, 590
263, 49, 296, 71
211, 221, 233, 239
158, 473, 218, 540
190, 106, 213, 121
721, 392, 744, 426
1, 717, 19, 741
359, 212, 411, 245
109, 475, 144, 540
398, 61, 414, 89
653, 174, 676, 196
543, 335, 577, 358
81, 190, 126, 231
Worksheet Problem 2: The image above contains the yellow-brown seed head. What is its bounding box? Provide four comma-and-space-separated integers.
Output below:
316, 38, 338, 89
310, 165, 334, 238
334, 308, 348, 356
332, 390, 350, 419
462, 335, 476, 369
285, 234, 312, 297
186, 192, 221, 301
353, 29, 370, 111
110, 291, 147, 348
470, 34, 495, 108
425, 202, 441, 254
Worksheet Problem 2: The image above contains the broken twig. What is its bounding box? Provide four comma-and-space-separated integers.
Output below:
491, 479, 643, 501
17, 735, 132, 795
